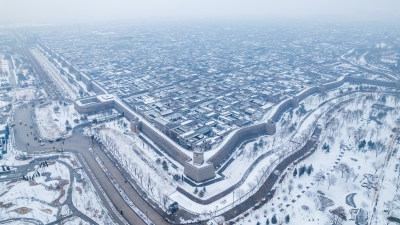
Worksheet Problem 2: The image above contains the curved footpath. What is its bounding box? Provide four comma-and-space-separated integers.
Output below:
176, 89, 398, 205
0, 155, 99, 225
48, 160, 99, 225
221, 96, 354, 221
11, 104, 163, 225
11, 87, 399, 224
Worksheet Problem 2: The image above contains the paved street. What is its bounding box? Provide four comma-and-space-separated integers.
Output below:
12, 104, 165, 225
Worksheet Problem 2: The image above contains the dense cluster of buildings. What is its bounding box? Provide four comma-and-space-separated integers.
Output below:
39, 24, 375, 149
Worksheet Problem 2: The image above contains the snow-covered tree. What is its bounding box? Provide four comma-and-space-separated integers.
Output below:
374, 141, 386, 157
306, 164, 313, 175
327, 174, 337, 190
329, 206, 347, 225
271, 214, 277, 224
372, 161, 383, 174
336, 163, 349, 178
314, 171, 325, 185
288, 184, 293, 194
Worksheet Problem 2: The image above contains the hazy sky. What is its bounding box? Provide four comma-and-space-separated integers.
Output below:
1, 0, 400, 26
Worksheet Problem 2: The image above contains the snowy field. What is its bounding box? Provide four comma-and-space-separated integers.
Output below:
227, 93, 400, 225
60, 156, 115, 224
35, 101, 80, 140
8, 88, 44, 103
81, 84, 400, 219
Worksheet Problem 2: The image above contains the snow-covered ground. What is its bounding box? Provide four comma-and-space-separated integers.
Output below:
1, 159, 69, 223
0, 152, 116, 225
82, 84, 398, 218
227, 93, 400, 225
9, 88, 43, 103
35, 101, 80, 140
89, 118, 179, 211
63, 156, 115, 224
62, 216, 90, 225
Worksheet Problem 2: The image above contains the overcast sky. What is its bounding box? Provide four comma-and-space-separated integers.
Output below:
1, 0, 400, 26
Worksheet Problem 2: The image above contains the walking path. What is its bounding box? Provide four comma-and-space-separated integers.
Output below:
10, 47, 400, 224
11, 105, 150, 225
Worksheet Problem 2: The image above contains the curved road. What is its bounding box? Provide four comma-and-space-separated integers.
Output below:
13, 90, 400, 224
12, 103, 169, 225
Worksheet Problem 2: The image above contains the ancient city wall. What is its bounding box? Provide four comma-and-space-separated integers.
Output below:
38, 42, 106, 95
140, 122, 190, 165
69, 54, 398, 182
297, 87, 319, 102
183, 162, 216, 182
74, 100, 114, 114
208, 123, 273, 169
91, 82, 106, 94
323, 78, 346, 90
114, 101, 137, 121
271, 99, 292, 122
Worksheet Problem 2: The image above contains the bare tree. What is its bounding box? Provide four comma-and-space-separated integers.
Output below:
392, 177, 400, 192
327, 135, 335, 145
354, 128, 367, 148
288, 184, 293, 194
137, 168, 143, 185
247, 182, 255, 192
374, 141, 386, 157
345, 168, 355, 183
327, 174, 336, 190
336, 163, 349, 178
329, 206, 347, 225
314, 171, 325, 186
372, 161, 383, 174
277, 149, 287, 162
236, 189, 245, 202
132, 162, 137, 175
146, 173, 153, 192
353, 109, 363, 122
352, 173, 359, 182
162, 194, 169, 208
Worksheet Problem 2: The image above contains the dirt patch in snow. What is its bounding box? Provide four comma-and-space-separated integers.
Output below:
12, 207, 32, 215
75, 186, 82, 195
41, 208, 53, 214
0, 201, 14, 209
51, 178, 69, 206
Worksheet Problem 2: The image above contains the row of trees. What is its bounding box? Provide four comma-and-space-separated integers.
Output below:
257, 214, 289, 225
293, 164, 314, 178
98, 131, 164, 207
194, 186, 207, 197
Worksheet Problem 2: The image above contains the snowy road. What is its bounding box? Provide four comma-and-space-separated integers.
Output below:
11, 104, 163, 225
